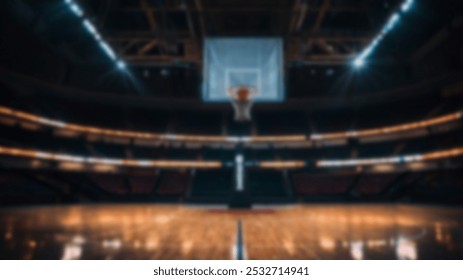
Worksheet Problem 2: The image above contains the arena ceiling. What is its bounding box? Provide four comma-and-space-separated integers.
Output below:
77, 0, 405, 65
10, 0, 458, 66
1, 0, 462, 102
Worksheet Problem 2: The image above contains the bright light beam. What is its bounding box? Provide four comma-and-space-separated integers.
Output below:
353, 0, 414, 68
64, 0, 127, 70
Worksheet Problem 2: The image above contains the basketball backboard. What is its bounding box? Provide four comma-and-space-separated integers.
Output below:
202, 38, 284, 102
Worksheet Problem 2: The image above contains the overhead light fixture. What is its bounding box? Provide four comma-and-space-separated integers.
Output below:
353, 58, 365, 68
353, 0, 414, 68
83, 19, 100, 40
99, 41, 117, 60
116, 60, 126, 70
401, 0, 415, 12
65, 0, 83, 17
64, 0, 127, 71
384, 13, 401, 34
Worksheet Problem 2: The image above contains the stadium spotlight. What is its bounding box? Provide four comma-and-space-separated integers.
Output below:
401, 0, 414, 12
116, 60, 126, 70
384, 13, 401, 33
352, 0, 412, 69
65, 0, 84, 17
65, 0, 128, 71
83, 19, 101, 40
99, 42, 117, 60
353, 58, 365, 68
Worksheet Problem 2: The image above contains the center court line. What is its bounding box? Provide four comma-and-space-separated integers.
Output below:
232, 219, 247, 260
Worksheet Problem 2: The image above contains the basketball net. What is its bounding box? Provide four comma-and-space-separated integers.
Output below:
227, 86, 259, 122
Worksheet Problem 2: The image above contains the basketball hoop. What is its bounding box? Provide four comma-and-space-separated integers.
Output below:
227, 85, 259, 122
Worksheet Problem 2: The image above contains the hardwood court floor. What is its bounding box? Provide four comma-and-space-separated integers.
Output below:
0, 204, 462, 260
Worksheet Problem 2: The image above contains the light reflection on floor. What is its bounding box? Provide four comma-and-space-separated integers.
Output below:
0, 204, 462, 260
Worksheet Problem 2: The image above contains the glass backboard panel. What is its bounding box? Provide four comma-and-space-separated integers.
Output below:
202, 38, 284, 102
